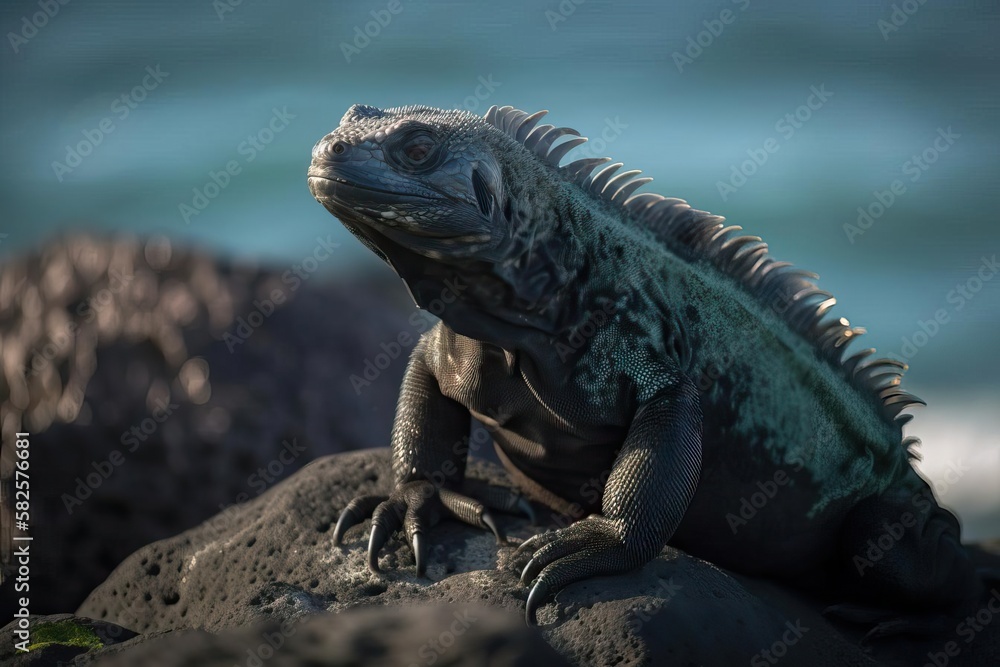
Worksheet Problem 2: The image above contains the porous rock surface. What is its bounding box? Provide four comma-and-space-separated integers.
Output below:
74, 448, 932, 667
85, 605, 570, 667
2, 607, 567, 667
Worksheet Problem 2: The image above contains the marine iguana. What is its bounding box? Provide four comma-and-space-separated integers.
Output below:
306, 103, 981, 625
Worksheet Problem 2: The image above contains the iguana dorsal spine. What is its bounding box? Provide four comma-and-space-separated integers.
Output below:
485, 104, 924, 437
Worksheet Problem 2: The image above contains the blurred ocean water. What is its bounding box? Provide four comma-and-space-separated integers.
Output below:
909, 387, 1000, 541
1, 0, 997, 536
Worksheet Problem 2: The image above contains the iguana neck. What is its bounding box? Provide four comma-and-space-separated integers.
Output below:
403, 174, 596, 349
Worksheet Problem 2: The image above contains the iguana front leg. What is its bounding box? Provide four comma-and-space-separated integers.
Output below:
333, 341, 529, 574
514, 372, 702, 624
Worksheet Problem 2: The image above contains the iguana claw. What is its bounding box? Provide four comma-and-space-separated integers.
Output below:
525, 579, 551, 626
480, 511, 506, 545
367, 524, 389, 573
333, 495, 387, 545
412, 532, 427, 576
514, 516, 636, 625
334, 480, 526, 575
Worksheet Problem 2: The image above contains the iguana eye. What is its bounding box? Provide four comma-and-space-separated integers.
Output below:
403, 134, 434, 163
388, 127, 442, 173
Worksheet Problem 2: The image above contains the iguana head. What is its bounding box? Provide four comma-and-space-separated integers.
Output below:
308, 104, 509, 262
308, 103, 585, 340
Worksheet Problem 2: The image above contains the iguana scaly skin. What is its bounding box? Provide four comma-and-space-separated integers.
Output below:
307, 104, 981, 624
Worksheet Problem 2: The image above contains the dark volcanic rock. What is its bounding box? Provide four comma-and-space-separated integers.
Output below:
0, 234, 413, 616
75, 448, 994, 667
83, 605, 570, 667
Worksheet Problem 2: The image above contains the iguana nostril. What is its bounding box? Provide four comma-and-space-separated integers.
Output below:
319, 140, 349, 161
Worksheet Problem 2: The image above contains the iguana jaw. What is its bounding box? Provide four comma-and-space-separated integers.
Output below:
307, 170, 493, 252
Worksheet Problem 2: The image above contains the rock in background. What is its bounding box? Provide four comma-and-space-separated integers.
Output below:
0, 234, 413, 617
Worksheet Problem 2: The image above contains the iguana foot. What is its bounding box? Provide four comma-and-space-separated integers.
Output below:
512, 515, 637, 625
333, 480, 532, 575
462, 478, 537, 525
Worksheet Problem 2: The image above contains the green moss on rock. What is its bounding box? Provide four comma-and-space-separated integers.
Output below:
27, 619, 103, 652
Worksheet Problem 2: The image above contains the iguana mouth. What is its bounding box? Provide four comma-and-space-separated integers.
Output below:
309, 175, 489, 246
306, 174, 440, 202
310, 200, 484, 290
